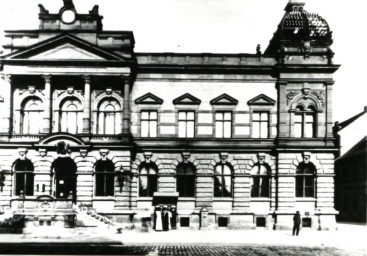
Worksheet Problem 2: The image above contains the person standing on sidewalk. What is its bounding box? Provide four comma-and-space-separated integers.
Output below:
292, 211, 301, 236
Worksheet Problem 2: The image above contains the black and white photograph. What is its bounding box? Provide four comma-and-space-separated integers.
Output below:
0, 0, 366, 255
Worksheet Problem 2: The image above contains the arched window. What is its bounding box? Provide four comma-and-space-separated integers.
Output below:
13, 158, 34, 196
139, 162, 158, 197
176, 162, 196, 197
95, 159, 115, 197
97, 99, 122, 135
250, 163, 271, 197
60, 98, 83, 134
294, 105, 316, 138
214, 162, 233, 197
296, 161, 316, 197
21, 97, 43, 134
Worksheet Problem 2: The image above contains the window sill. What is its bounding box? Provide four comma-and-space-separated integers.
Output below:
178, 197, 195, 202
250, 198, 271, 202
137, 197, 153, 201
295, 198, 316, 202
93, 197, 115, 201
213, 198, 233, 202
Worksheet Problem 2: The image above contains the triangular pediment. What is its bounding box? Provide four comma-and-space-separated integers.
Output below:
29, 43, 105, 60
173, 93, 201, 105
135, 93, 163, 105
4, 33, 125, 61
210, 93, 238, 105
247, 94, 276, 106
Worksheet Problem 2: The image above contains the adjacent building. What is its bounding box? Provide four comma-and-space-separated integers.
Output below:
0, 0, 339, 230
335, 108, 367, 224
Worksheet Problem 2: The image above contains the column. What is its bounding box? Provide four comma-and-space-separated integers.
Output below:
122, 76, 130, 133
277, 81, 288, 138
325, 82, 334, 138
42, 75, 52, 133
0, 74, 11, 134
82, 75, 91, 134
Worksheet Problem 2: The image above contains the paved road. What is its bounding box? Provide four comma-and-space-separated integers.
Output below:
0, 243, 364, 256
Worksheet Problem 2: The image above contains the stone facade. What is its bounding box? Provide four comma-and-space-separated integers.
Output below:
0, 0, 339, 230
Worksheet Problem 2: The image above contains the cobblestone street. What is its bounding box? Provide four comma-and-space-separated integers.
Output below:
112, 245, 363, 256
0, 243, 365, 256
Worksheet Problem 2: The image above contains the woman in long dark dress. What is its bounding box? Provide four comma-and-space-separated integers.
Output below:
162, 205, 169, 231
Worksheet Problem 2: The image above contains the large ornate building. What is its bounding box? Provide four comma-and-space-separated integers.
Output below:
0, 0, 339, 231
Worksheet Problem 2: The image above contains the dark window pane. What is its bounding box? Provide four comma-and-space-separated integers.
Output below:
214, 176, 222, 197
251, 177, 260, 197
218, 217, 228, 227
148, 175, 157, 197
260, 177, 269, 197
305, 187, 314, 197
256, 217, 266, 227
15, 173, 25, 196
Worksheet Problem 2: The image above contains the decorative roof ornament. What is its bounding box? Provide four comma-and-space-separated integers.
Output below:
63, 0, 75, 9
264, 0, 333, 55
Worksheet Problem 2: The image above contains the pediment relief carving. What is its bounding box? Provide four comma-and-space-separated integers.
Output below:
135, 93, 163, 105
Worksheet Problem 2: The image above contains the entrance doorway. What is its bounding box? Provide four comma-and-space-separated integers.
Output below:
51, 157, 77, 201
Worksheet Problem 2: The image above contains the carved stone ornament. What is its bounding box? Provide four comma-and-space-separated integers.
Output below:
220, 152, 228, 162
302, 152, 312, 163
42, 75, 51, 84
82, 75, 91, 84
18, 148, 28, 158
28, 86, 36, 94
257, 153, 266, 164
182, 152, 191, 162
39, 149, 47, 158
105, 88, 113, 95
300, 40, 311, 55
80, 149, 88, 158
286, 91, 299, 104
311, 90, 325, 106
99, 149, 109, 159
67, 86, 74, 94
144, 152, 153, 162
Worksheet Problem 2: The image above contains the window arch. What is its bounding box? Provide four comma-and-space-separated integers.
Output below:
176, 162, 196, 197
296, 161, 316, 197
214, 162, 233, 197
95, 159, 115, 197
139, 162, 158, 197
60, 98, 83, 134
250, 163, 271, 197
97, 98, 122, 135
294, 105, 316, 138
13, 158, 34, 196
21, 97, 43, 134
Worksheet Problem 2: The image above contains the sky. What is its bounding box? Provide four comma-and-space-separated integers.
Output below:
0, 0, 366, 125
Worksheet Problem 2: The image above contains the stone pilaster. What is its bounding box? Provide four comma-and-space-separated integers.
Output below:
122, 76, 130, 133
0, 74, 11, 134
82, 75, 91, 134
42, 75, 52, 133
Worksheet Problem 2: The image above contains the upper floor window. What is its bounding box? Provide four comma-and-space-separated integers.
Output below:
21, 98, 43, 134
296, 161, 316, 198
294, 106, 316, 138
95, 159, 115, 197
139, 162, 158, 197
97, 99, 122, 135
60, 98, 83, 134
178, 111, 195, 138
13, 158, 34, 196
215, 112, 232, 138
214, 162, 233, 197
141, 111, 157, 137
252, 112, 269, 138
176, 162, 196, 197
250, 163, 271, 197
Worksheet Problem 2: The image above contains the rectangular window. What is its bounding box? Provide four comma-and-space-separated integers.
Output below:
256, 217, 266, 227
294, 114, 303, 138
180, 217, 190, 227
304, 114, 315, 138
178, 111, 195, 138
218, 217, 228, 227
141, 111, 158, 137
215, 112, 232, 138
252, 112, 269, 138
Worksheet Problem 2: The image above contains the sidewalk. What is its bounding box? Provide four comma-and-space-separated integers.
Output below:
0, 223, 366, 252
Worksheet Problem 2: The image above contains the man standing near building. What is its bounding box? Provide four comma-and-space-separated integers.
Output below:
293, 211, 301, 236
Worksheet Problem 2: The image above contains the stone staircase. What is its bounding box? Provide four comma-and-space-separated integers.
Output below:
75, 206, 123, 233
